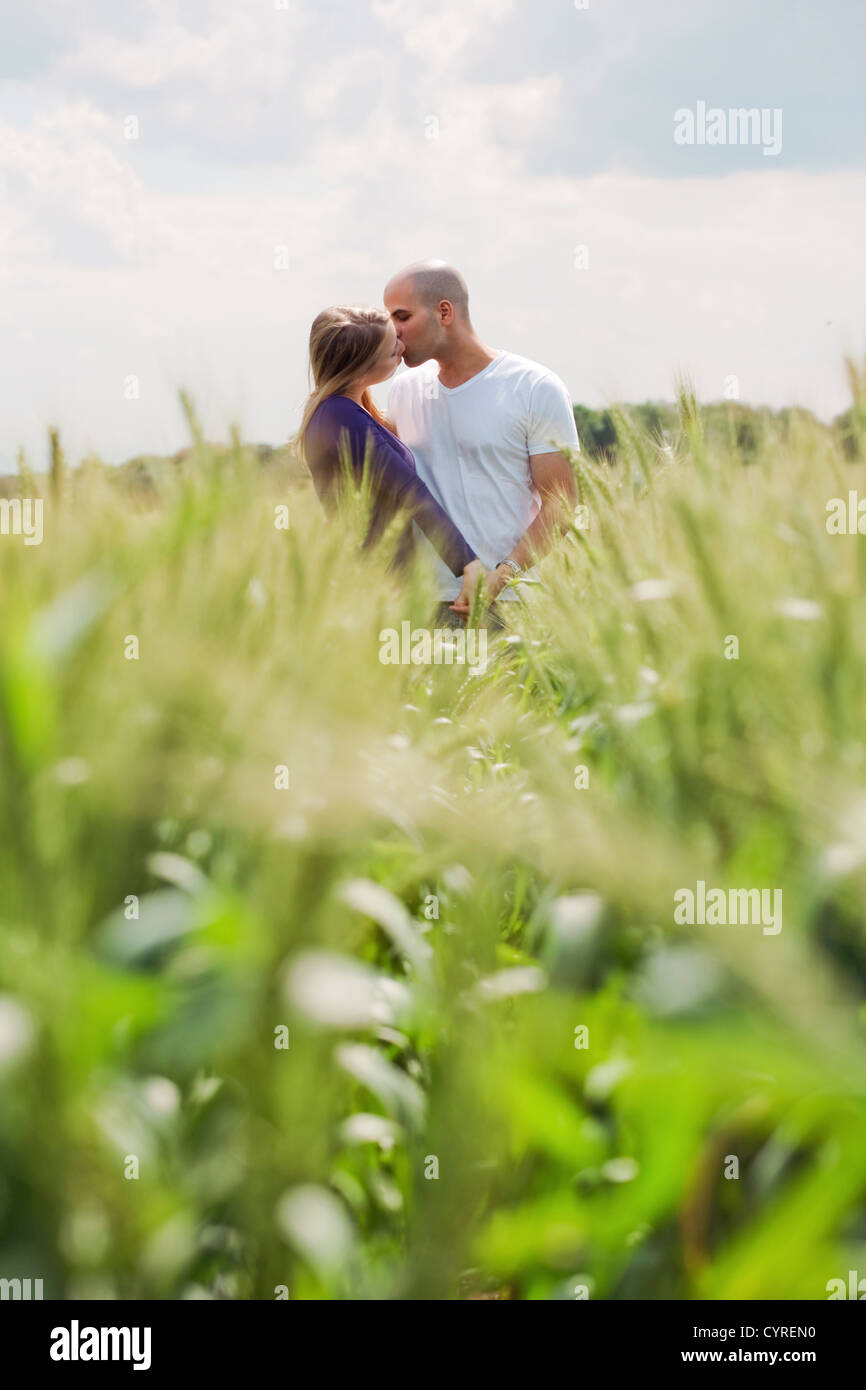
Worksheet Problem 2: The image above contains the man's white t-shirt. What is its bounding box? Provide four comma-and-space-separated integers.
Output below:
387, 350, 580, 601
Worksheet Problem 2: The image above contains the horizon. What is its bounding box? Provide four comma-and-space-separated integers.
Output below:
5, 385, 851, 477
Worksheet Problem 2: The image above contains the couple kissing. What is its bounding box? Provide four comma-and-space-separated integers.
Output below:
297, 259, 580, 630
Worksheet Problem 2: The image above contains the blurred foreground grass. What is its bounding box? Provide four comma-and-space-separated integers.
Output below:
1, 379, 866, 1300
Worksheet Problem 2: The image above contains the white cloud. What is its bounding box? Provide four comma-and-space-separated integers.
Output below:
0, 103, 187, 267
372, 0, 516, 69
0, 1, 863, 471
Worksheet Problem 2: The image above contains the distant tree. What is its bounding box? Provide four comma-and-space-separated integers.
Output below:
632, 403, 672, 440
572, 405, 618, 459
834, 408, 861, 460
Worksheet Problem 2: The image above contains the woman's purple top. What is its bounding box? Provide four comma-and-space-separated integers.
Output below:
304, 395, 476, 575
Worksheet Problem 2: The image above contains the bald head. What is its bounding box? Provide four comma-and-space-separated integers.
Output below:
386, 260, 470, 319
384, 259, 473, 367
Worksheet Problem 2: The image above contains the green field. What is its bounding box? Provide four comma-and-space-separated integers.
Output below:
2, 376, 866, 1300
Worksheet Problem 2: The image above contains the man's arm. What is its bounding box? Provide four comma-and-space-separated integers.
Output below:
451, 369, 580, 615
450, 451, 577, 613
479, 451, 577, 603
502, 450, 578, 568
486, 373, 580, 598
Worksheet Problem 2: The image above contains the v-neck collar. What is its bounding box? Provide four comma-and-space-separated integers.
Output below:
436, 350, 505, 396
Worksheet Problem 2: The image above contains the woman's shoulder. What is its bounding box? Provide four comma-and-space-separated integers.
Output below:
308, 396, 410, 461
306, 394, 361, 444
311, 394, 365, 422
313, 394, 377, 441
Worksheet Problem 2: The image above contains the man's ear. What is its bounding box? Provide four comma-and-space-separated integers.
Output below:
439, 299, 454, 326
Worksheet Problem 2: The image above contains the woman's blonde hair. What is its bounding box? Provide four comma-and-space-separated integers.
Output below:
295, 305, 394, 458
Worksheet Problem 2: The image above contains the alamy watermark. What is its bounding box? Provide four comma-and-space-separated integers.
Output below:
674, 102, 782, 157
0, 1276, 43, 1299
0, 497, 43, 545
674, 880, 782, 935
826, 491, 866, 534
50, 1321, 151, 1370
379, 622, 487, 670
827, 1270, 866, 1299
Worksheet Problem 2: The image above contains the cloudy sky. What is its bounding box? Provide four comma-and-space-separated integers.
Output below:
1, 0, 864, 470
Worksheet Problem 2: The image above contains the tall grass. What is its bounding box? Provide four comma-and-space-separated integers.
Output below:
1, 379, 865, 1300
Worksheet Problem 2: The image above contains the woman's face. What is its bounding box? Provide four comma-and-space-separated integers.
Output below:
363, 320, 405, 386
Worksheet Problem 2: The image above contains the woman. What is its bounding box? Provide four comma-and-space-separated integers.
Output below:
296, 306, 484, 611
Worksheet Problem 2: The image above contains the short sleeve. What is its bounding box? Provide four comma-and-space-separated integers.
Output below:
526, 373, 581, 456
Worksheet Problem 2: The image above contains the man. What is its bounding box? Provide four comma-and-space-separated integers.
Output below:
384, 260, 580, 626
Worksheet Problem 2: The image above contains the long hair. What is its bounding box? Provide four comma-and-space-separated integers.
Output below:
295, 306, 395, 459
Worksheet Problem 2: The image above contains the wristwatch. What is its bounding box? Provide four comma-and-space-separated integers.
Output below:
496, 558, 521, 576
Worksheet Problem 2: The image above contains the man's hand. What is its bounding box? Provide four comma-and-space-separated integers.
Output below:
484, 565, 510, 602
451, 562, 509, 617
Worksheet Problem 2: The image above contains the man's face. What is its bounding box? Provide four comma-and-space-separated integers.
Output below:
384, 277, 443, 368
